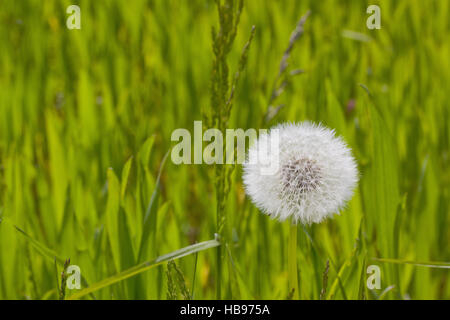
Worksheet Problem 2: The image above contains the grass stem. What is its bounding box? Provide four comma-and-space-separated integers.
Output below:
288, 223, 299, 299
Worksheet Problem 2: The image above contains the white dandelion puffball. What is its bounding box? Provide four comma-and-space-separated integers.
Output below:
243, 122, 358, 224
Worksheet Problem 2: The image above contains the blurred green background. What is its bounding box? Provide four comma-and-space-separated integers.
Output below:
0, 0, 448, 300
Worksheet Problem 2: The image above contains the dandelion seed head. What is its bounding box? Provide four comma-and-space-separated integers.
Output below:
243, 121, 359, 224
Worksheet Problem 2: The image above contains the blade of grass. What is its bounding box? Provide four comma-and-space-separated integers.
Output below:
120, 156, 133, 200
105, 168, 121, 272
372, 258, 450, 269
54, 258, 60, 299
14, 222, 63, 264
191, 251, 198, 299
3, 218, 96, 299
68, 239, 220, 300
360, 84, 400, 296
357, 257, 368, 300
137, 150, 169, 262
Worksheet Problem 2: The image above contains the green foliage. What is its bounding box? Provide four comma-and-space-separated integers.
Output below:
0, 0, 448, 300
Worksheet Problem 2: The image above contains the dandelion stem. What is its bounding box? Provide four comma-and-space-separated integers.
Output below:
288, 223, 299, 299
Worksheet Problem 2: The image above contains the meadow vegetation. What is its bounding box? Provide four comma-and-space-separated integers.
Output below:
0, 0, 448, 299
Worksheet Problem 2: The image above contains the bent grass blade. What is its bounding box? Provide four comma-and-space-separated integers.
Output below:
138, 150, 170, 262
68, 239, 220, 300
4, 219, 96, 299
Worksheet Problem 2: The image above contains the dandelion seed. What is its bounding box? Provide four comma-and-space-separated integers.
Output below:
243, 121, 359, 224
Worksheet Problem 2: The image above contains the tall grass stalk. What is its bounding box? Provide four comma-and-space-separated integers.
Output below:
207, 0, 254, 299
288, 223, 299, 299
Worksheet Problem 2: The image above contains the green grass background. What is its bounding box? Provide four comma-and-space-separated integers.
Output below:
0, 0, 448, 300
